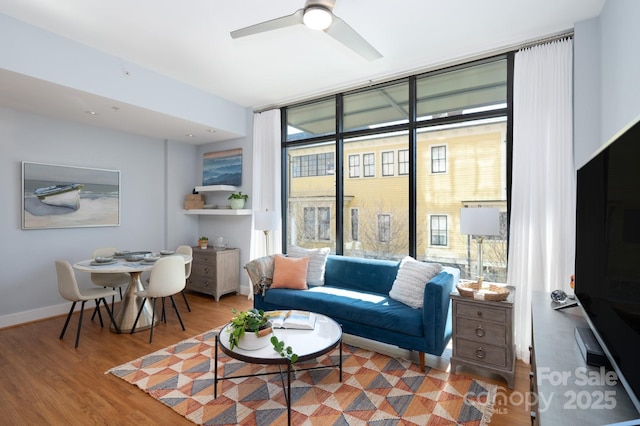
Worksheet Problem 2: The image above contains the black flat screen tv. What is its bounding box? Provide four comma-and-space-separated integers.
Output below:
575, 117, 640, 412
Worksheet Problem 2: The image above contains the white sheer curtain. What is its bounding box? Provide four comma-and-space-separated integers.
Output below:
509, 38, 576, 362
251, 109, 282, 263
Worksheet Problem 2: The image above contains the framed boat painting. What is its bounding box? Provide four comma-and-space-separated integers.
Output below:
22, 161, 121, 230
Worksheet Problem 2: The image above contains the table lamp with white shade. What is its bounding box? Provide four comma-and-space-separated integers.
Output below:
254, 210, 278, 255
460, 207, 500, 284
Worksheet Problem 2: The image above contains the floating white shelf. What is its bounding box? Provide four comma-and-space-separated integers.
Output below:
186, 185, 248, 215
183, 209, 252, 216
194, 185, 239, 192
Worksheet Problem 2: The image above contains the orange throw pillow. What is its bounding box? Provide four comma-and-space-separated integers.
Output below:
271, 255, 310, 290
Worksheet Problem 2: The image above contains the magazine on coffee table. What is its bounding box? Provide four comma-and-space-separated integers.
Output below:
266, 310, 317, 330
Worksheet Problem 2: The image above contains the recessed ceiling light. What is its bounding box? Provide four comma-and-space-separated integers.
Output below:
85, 110, 98, 115
186, 134, 195, 138
205, 129, 216, 133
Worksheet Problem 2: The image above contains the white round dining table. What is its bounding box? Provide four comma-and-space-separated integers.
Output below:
73, 253, 192, 333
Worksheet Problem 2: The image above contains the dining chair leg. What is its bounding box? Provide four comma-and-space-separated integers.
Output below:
94, 299, 104, 328
148, 298, 157, 344
74, 301, 87, 348
170, 295, 186, 331
130, 298, 147, 335
91, 286, 109, 321
160, 297, 167, 323
181, 290, 191, 312
60, 301, 77, 340
91, 290, 105, 321
100, 297, 121, 334
91, 287, 120, 320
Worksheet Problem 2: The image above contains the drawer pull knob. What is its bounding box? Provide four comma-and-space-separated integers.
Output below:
204, 268, 210, 273
475, 325, 485, 337
475, 347, 486, 359
477, 310, 482, 317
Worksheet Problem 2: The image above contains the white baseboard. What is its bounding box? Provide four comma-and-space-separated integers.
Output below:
0, 302, 74, 329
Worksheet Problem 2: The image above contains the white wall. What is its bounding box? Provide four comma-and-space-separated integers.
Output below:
195, 109, 255, 295
599, 0, 640, 147
573, 17, 601, 168
0, 108, 199, 327
574, 0, 640, 167
166, 140, 201, 249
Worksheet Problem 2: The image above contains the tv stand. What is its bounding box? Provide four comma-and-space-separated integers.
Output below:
530, 292, 639, 424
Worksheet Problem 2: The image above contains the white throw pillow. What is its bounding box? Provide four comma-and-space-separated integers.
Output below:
287, 245, 330, 286
389, 256, 443, 309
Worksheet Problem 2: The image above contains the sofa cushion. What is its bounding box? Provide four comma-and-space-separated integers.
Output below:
287, 245, 330, 286
271, 255, 310, 289
262, 286, 425, 337
324, 255, 400, 294
389, 256, 442, 309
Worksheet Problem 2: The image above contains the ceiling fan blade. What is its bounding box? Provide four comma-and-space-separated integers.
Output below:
231, 9, 304, 39
325, 15, 382, 61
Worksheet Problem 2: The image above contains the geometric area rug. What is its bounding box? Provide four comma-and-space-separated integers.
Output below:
107, 328, 496, 425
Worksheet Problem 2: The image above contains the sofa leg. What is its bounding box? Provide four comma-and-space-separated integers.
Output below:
419, 352, 425, 372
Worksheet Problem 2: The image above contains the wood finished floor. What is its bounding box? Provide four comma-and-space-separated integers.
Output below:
0, 292, 531, 425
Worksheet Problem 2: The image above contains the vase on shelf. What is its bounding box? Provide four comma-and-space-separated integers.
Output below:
230, 199, 245, 209
228, 191, 248, 209
214, 237, 227, 250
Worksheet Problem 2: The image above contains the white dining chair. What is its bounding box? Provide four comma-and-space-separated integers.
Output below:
90, 247, 129, 309
175, 245, 193, 312
130, 256, 186, 343
55, 259, 121, 348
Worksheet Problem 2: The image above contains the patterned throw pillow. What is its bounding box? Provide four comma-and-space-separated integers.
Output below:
271, 255, 310, 289
287, 245, 330, 286
389, 256, 443, 309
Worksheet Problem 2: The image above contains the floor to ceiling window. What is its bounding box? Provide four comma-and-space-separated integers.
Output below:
282, 55, 511, 282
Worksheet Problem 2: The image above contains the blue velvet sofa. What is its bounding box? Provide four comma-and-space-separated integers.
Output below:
250, 254, 460, 371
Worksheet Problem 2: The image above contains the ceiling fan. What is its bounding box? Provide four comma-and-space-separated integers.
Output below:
230, 0, 382, 61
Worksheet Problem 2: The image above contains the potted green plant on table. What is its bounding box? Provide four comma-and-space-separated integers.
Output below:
228, 191, 248, 209
198, 236, 208, 249
227, 309, 298, 362
228, 308, 272, 350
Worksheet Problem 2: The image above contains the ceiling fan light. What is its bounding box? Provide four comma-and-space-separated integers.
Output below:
303, 6, 332, 30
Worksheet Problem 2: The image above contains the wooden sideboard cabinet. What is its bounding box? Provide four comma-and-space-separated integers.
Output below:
450, 287, 515, 389
187, 247, 239, 301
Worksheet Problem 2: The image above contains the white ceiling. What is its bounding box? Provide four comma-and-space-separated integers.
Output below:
0, 0, 605, 144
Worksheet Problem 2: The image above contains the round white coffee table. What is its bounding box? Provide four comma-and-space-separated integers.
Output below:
215, 312, 342, 426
